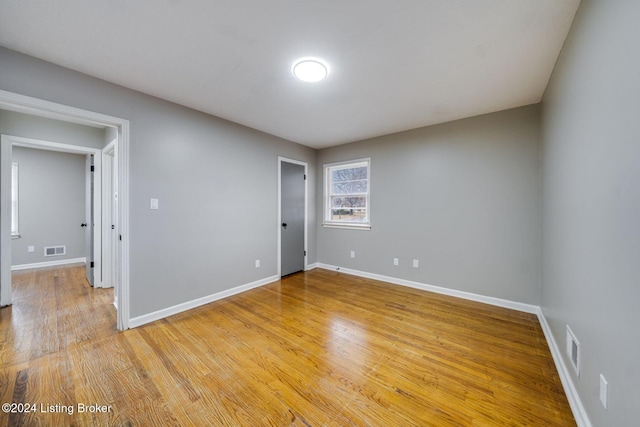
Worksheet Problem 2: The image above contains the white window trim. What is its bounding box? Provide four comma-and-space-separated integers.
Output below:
323, 158, 371, 230
11, 162, 20, 239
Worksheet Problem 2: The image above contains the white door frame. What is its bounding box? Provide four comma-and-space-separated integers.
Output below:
0, 89, 130, 330
277, 156, 308, 277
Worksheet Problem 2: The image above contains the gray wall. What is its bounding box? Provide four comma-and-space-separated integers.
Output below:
0, 109, 107, 149
317, 105, 541, 304
540, 1, 640, 426
11, 147, 86, 266
0, 47, 317, 318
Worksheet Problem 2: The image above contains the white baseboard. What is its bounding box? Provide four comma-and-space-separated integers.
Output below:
536, 308, 592, 427
315, 263, 539, 314
11, 257, 86, 271
128, 274, 280, 328
305, 262, 320, 270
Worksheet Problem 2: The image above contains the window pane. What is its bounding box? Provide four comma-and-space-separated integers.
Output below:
331, 208, 367, 222
332, 166, 367, 182
331, 196, 366, 209
331, 179, 367, 194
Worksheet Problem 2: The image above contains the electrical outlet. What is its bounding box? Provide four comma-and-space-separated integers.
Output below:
413, 259, 419, 268
255, 259, 260, 268
27, 246, 35, 253
350, 251, 355, 258
150, 198, 159, 210
393, 258, 399, 266
600, 374, 608, 409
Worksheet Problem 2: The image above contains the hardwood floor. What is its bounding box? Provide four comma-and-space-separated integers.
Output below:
0, 265, 575, 426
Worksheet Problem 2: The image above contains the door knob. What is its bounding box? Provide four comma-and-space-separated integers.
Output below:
81, 223, 88, 227
282, 223, 287, 229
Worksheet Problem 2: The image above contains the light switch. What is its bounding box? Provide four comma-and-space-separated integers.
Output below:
28, 246, 35, 253
150, 198, 159, 210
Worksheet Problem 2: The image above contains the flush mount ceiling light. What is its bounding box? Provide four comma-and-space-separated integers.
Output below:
292, 58, 329, 82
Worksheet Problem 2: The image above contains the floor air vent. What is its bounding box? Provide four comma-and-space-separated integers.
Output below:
44, 246, 66, 257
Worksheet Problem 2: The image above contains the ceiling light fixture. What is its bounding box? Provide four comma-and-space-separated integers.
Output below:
292, 58, 329, 82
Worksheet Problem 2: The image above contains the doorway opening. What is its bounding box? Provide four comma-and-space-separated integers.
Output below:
0, 89, 130, 330
5, 137, 103, 286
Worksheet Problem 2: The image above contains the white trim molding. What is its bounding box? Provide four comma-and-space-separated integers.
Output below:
129, 275, 280, 328
12, 258, 87, 271
305, 262, 320, 271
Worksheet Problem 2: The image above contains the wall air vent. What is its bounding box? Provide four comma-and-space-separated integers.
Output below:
566, 325, 581, 377
44, 246, 66, 257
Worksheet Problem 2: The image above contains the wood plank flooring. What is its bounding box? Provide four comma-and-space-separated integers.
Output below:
1, 265, 575, 426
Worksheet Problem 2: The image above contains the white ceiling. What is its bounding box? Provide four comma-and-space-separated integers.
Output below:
0, 0, 580, 149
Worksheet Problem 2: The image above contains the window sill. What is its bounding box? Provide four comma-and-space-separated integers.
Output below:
322, 223, 371, 231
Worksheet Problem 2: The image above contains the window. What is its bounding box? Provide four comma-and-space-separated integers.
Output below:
324, 159, 371, 229
11, 162, 19, 238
